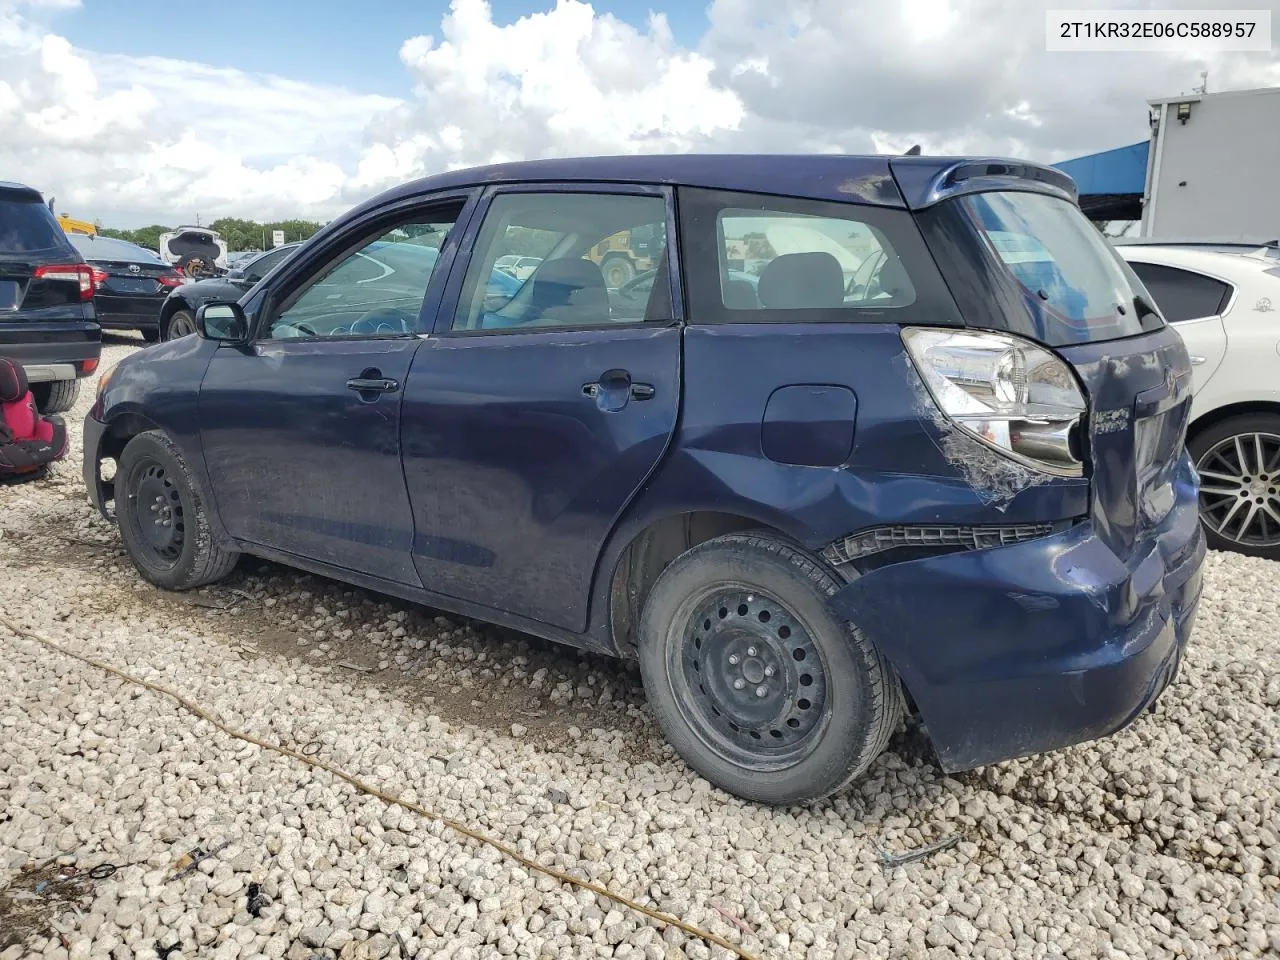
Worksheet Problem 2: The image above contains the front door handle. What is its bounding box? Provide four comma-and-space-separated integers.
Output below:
582, 382, 655, 400
347, 377, 399, 393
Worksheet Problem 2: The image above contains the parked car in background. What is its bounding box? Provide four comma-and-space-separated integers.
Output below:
67, 235, 186, 343
1115, 244, 1280, 559
158, 243, 302, 341
86, 154, 1203, 805
494, 255, 542, 280
0, 180, 101, 414
158, 225, 228, 276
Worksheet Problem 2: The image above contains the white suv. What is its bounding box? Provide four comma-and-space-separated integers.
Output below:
1117, 243, 1280, 559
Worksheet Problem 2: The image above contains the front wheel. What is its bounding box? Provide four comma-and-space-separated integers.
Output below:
116, 430, 239, 590
638, 532, 903, 805
164, 309, 197, 341
1189, 413, 1280, 560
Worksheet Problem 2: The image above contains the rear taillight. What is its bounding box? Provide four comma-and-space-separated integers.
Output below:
158, 273, 184, 288
82, 358, 99, 374
903, 327, 1088, 477
34, 263, 95, 301
89, 267, 109, 290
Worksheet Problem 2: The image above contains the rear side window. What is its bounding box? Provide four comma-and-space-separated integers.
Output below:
1125, 261, 1232, 323
678, 188, 961, 326
0, 200, 75, 257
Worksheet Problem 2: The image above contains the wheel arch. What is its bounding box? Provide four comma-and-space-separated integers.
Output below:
1188, 399, 1280, 444
601, 509, 816, 658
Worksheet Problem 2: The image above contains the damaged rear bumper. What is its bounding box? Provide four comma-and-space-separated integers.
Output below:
829, 461, 1205, 772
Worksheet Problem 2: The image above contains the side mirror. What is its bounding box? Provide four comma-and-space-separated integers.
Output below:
196, 302, 249, 342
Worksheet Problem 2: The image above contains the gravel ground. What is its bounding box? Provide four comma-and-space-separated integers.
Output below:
1, 335, 1278, 960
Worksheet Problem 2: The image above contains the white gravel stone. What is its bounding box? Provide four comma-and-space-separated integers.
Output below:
0, 339, 1278, 960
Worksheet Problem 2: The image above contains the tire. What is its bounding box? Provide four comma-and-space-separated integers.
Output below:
601, 256, 635, 289
1188, 413, 1280, 560
30, 379, 80, 415
638, 532, 903, 805
164, 309, 197, 341
116, 430, 239, 590
141, 328, 161, 343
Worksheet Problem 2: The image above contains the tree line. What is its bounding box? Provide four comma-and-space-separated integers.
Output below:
99, 217, 327, 253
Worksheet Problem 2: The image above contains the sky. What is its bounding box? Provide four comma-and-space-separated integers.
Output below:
2, 0, 1278, 228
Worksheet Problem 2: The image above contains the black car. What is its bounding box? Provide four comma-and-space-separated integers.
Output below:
68, 235, 186, 342
157, 243, 300, 340
0, 181, 101, 414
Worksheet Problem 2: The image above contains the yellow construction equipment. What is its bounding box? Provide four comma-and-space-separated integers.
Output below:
56, 213, 97, 236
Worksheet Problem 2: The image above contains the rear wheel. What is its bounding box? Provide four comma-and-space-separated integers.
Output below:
1190, 413, 1280, 560
638, 532, 903, 805
141, 328, 161, 343
116, 430, 239, 590
165, 309, 197, 341
30, 379, 79, 415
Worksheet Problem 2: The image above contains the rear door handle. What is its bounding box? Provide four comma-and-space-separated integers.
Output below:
1188, 355, 1206, 365
347, 377, 399, 393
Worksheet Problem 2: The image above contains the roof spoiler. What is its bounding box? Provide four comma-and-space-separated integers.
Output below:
889, 156, 1079, 211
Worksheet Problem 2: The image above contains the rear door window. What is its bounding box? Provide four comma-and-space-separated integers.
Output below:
1125, 261, 1232, 323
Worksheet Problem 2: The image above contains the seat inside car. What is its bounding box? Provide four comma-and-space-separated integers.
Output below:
758, 252, 844, 309
526, 258, 609, 326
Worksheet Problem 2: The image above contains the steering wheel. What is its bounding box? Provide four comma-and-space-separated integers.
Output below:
350, 307, 414, 336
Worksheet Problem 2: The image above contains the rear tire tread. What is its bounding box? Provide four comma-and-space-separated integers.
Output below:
32, 379, 80, 415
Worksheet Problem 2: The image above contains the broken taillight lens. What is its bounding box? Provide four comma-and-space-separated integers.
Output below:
902, 327, 1087, 477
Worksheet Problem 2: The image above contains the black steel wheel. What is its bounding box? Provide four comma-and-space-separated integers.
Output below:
127, 458, 187, 565
1190, 414, 1280, 560
638, 532, 903, 805
674, 587, 830, 769
116, 431, 239, 590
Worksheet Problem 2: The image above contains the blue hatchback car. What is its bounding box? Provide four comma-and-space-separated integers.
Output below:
84, 155, 1205, 805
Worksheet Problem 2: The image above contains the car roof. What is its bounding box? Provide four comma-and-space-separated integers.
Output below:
353, 154, 1074, 215
0, 180, 43, 203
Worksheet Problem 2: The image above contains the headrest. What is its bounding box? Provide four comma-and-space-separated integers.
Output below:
529, 258, 609, 325
0, 358, 28, 402
758, 252, 845, 309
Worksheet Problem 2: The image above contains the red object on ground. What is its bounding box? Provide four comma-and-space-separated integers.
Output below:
0, 357, 69, 480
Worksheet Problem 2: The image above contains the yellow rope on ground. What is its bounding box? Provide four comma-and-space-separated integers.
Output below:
0, 614, 764, 960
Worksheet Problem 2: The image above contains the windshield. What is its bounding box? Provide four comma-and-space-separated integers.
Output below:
955, 191, 1163, 345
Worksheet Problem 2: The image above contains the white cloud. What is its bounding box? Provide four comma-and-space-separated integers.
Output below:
0, 0, 1278, 226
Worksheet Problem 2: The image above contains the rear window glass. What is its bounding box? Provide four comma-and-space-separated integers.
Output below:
715, 208, 915, 310
960, 191, 1157, 344
0, 200, 74, 257
68, 235, 166, 264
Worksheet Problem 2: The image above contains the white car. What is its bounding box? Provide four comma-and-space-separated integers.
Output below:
494, 255, 542, 281
1116, 243, 1280, 558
